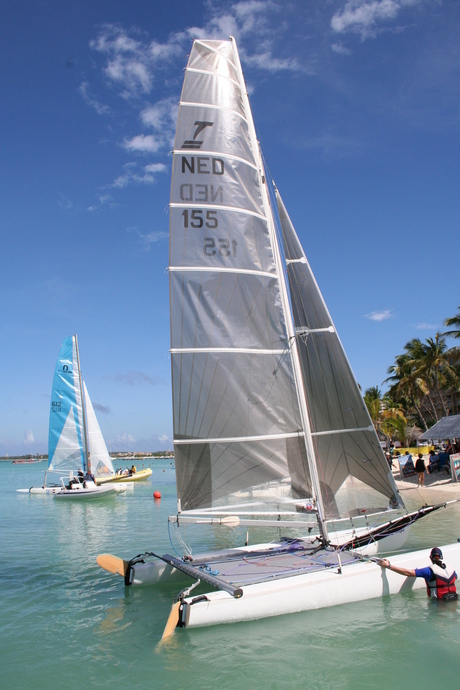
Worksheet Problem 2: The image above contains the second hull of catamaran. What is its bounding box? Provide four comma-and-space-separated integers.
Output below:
179, 543, 460, 629
115, 526, 409, 588
17, 486, 62, 495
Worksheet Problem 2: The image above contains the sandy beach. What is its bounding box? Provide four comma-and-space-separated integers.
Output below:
393, 458, 460, 502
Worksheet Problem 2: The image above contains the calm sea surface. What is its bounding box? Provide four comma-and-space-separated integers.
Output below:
2, 459, 460, 689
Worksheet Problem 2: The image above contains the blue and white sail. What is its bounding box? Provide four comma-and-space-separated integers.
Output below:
47, 335, 86, 477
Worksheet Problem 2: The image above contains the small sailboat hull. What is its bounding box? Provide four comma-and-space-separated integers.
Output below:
180, 543, 460, 629
17, 486, 62, 495
53, 484, 120, 499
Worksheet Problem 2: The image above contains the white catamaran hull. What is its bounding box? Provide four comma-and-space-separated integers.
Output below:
17, 486, 62, 494
53, 484, 121, 499
181, 543, 460, 629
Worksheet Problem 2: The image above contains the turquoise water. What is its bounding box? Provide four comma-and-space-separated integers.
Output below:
2, 460, 460, 689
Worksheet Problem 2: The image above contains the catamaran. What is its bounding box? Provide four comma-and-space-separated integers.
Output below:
97, 38, 460, 632
18, 335, 125, 498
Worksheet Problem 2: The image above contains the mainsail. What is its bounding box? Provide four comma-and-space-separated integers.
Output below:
48, 335, 86, 476
169, 38, 404, 525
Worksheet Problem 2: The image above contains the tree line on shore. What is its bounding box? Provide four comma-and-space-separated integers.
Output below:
364, 305, 460, 444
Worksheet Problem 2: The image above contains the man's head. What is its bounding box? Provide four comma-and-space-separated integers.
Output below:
430, 547, 443, 563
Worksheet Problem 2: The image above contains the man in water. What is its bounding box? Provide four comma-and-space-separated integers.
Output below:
379, 547, 458, 601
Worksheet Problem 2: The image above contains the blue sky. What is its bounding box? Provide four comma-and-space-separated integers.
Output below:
1, 0, 459, 456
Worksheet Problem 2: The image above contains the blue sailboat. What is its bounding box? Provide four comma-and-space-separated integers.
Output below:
18, 335, 119, 497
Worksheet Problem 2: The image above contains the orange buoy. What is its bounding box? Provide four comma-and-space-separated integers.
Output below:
153, 491, 161, 499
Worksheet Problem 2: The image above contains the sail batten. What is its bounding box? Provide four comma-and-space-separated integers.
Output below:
186, 67, 242, 89
173, 148, 258, 167
170, 204, 266, 220
312, 426, 374, 436
171, 348, 288, 354
175, 431, 304, 445
169, 266, 273, 277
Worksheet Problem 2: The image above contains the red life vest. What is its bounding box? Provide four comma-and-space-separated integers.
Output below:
426, 562, 457, 600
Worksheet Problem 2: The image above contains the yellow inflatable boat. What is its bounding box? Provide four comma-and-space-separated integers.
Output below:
95, 468, 152, 485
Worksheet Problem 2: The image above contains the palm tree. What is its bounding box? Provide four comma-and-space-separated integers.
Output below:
384, 343, 430, 430
419, 334, 458, 417
444, 305, 460, 339
364, 387, 407, 442
364, 386, 384, 428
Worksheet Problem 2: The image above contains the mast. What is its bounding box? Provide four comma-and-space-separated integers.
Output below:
229, 38, 328, 541
74, 334, 89, 473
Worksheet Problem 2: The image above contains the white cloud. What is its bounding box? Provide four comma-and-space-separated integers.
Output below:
331, 0, 420, 39
122, 99, 177, 163
145, 163, 167, 174
79, 82, 111, 115
364, 309, 393, 321
116, 433, 136, 445
131, 229, 169, 252
415, 322, 438, 330
87, 194, 117, 212
106, 56, 152, 96
243, 49, 302, 72
111, 161, 168, 188
141, 98, 178, 132
23, 430, 35, 445
123, 134, 163, 153
331, 42, 352, 55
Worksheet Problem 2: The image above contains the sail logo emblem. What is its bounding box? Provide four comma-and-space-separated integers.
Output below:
181, 121, 213, 150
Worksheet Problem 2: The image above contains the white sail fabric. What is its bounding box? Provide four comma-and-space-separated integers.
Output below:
170, 39, 312, 512
83, 381, 114, 478
275, 189, 404, 518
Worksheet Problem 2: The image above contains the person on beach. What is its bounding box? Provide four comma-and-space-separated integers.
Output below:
427, 449, 438, 473
415, 453, 426, 486
379, 547, 458, 601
